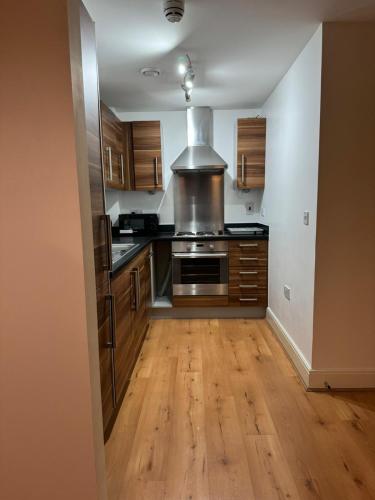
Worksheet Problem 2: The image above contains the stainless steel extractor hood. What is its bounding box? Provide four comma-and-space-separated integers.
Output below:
171, 107, 227, 172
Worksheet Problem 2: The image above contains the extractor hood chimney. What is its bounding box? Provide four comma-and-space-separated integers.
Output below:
171, 107, 227, 172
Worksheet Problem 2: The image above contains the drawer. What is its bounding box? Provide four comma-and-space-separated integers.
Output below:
229, 293, 268, 307
229, 255, 268, 269
229, 269, 268, 285
229, 240, 268, 255
229, 283, 267, 295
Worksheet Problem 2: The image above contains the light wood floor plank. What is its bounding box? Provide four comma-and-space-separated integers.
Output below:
106, 318, 375, 500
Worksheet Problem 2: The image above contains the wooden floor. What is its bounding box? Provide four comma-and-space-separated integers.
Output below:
106, 319, 375, 500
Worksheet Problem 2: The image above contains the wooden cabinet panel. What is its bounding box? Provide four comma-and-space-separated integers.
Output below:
132, 121, 163, 191
132, 121, 161, 149
229, 268, 268, 285
112, 269, 133, 401
229, 255, 268, 269
101, 102, 128, 190
228, 239, 268, 307
96, 281, 114, 433
228, 293, 268, 307
109, 245, 152, 421
237, 118, 266, 189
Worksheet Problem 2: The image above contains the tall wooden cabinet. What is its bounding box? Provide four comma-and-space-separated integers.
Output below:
237, 118, 266, 189
132, 121, 163, 191
76, 7, 115, 434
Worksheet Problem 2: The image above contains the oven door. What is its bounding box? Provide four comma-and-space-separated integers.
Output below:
172, 252, 228, 296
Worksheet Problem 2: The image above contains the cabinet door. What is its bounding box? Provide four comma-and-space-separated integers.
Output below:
101, 102, 126, 190
237, 118, 266, 189
132, 121, 163, 191
112, 267, 134, 401
97, 281, 115, 433
78, 8, 115, 437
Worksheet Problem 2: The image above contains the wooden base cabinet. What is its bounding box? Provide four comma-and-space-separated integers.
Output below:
228, 240, 268, 307
105, 245, 152, 440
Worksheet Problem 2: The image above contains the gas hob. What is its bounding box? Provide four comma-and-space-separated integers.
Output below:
174, 230, 223, 238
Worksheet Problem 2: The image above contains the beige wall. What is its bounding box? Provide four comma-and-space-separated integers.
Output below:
0, 1, 105, 498
312, 23, 375, 372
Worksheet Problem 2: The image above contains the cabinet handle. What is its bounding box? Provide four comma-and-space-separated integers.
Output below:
137, 267, 141, 310
155, 157, 159, 186
240, 257, 258, 261
105, 294, 117, 407
102, 214, 112, 271
120, 153, 125, 185
106, 147, 113, 181
239, 298, 258, 302
105, 294, 116, 348
239, 284, 258, 288
239, 271, 258, 275
239, 243, 258, 247
132, 268, 141, 311
241, 154, 245, 185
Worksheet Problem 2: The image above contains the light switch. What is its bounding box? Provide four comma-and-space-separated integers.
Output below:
284, 285, 291, 301
303, 211, 310, 225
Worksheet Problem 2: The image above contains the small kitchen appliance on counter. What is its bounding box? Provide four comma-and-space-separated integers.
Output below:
118, 213, 159, 236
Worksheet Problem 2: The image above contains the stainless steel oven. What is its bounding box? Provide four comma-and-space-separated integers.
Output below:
172, 240, 228, 296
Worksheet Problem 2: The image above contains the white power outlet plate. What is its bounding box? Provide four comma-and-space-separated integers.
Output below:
245, 202, 255, 214
284, 285, 291, 301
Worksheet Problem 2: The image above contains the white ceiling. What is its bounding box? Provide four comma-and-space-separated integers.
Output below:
84, 0, 375, 111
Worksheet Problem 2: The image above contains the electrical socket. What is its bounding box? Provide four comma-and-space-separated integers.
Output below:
283, 285, 291, 301
245, 202, 255, 214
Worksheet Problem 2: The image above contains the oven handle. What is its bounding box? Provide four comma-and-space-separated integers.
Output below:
172, 252, 228, 258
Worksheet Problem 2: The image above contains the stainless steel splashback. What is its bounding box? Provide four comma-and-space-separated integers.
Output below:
173, 171, 224, 234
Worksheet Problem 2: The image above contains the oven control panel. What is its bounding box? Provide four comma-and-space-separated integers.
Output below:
172, 240, 228, 253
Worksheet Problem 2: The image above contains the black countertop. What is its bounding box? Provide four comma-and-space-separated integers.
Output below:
111, 223, 269, 275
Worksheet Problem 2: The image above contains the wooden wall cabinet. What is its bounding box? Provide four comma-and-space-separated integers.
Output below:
100, 103, 163, 192
237, 118, 266, 189
100, 102, 135, 191
132, 121, 163, 191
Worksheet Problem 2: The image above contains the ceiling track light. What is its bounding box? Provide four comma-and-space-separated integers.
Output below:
178, 54, 195, 103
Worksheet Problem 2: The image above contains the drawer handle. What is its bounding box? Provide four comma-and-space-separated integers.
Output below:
239, 298, 258, 302
239, 243, 258, 247
239, 284, 258, 288
239, 271, 258, 275
240, 257, 258, 261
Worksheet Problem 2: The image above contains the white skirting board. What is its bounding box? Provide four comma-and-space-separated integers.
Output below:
266, 307, 375, 390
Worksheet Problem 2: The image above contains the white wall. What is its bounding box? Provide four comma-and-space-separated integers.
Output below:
106, 108, 262, 225
262, 26, 322, 366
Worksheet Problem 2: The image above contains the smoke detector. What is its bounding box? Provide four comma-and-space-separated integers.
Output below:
163, 0, 185, 23
140, 68, 161, 77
